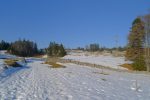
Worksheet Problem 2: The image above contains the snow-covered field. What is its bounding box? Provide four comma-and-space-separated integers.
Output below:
0, 60, 150, 100
63, 52, 132, 69
0, 51, 150, 100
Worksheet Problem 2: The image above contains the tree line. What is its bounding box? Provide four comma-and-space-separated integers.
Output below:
9, 39, 38, 57
0, 39, 66, 57
76, 43, 126, 52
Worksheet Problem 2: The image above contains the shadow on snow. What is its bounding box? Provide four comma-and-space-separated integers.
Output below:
0, 65, 30, 80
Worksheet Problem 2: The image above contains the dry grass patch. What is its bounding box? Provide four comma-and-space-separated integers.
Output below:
45, 61, 65, 68
4, 59, 22, 67
120, 63, 133, 70
45, 57, 65, 68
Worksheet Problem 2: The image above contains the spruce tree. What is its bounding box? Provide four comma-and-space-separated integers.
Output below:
126, 17, 146, 70
47, 42, 66, 57
0, 40, 10, 50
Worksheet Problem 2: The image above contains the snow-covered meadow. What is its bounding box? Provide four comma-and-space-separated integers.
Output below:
63, 51, 132, 70
0, 51, 150, 100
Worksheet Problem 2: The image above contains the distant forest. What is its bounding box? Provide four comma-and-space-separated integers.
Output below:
0, 40, 125, 57
0, 39, 66, 57
75, 43, 126, 52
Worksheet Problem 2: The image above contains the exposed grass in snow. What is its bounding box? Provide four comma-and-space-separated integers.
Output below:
45, 61, 65, 68
45, 57, 66, 68
4, 59, 22, 67
120, 63, 133, 70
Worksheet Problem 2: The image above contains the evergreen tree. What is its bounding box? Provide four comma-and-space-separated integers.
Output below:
126, 17, 146, 71
47, 42, 66, 57
59, 44, 67, 56
0, 40, 10, 50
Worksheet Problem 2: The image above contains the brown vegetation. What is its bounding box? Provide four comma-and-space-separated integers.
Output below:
4, 59, 22, 67
120, 63, 133, 71
45, 62, 65, 68
45, 57, 65, 68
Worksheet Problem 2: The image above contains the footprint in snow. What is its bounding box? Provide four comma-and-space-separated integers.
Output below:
131, 81, 143, 92
81, 82, 87, 85
67, 95, 73, 100
88, 88, 92, 91
34, 94, 37, 98
131, 86, 143, 92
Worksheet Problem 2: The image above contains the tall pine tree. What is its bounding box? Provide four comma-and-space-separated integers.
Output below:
126, 17, 146, 70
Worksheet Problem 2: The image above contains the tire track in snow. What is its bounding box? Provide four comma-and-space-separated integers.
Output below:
26, 61, 75, 100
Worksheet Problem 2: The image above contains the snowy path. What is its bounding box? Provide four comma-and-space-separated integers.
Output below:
0, 61, 75, 100
0, 59, 150, 100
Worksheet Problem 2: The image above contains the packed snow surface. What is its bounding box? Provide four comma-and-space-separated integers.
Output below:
63, 52, 132, 69
0, 59, 150, 100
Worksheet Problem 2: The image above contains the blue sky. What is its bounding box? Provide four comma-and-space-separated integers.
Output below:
0, 0, 149, 48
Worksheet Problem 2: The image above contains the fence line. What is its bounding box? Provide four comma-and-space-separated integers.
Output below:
46, 58, 150, 74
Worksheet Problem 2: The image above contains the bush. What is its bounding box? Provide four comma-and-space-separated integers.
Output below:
47, 42, 66, 57
132, 57, 146, 71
